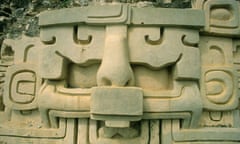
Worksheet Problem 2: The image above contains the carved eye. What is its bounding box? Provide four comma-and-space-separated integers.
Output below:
132, 65, 170, 90
144, 34, 162, 45
67, 63, 99, 88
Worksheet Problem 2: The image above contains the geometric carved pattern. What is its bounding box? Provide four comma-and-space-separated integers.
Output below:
162, 119, 240, 144
200, 36, 238, 110
205, 70, 233, 104
201, 68, 238, 110
4, 63, 41, 110
193, 0, 240, 36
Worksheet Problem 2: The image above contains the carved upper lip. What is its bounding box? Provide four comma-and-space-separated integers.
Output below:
56, 81, 184, 98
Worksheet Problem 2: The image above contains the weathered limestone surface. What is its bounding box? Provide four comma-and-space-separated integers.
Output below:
0, 0, 240, 143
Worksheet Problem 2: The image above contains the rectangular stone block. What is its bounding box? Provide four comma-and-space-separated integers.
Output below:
198, 0, 240, 36
91, 87, 143, 116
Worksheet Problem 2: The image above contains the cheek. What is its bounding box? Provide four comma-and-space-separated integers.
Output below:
133, 66, 169, 90
68, 64, 99, 88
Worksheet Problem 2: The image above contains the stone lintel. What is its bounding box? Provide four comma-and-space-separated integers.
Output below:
39, 4, 204, 27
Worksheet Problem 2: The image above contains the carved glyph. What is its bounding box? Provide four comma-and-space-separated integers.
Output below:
0, 0, 240, 144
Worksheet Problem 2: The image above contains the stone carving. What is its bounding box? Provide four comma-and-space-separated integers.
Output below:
200, 37, 238, 110
193, 0, 240, 36
0, 0, 240, 144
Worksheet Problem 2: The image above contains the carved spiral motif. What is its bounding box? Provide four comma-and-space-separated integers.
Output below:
205, 70, 233, 104
10, 71, 36, 104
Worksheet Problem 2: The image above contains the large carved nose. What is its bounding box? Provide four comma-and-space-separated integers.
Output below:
97, 25, 134, 86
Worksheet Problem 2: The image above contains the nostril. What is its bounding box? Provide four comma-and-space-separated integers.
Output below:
97, 72, 134, 87
125, 76, 135, 86
125, 80, 129, 86
97, 64, 135, 87
100, 77, 112, 86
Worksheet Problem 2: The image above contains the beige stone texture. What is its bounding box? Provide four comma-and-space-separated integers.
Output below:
1, 1, 240, 144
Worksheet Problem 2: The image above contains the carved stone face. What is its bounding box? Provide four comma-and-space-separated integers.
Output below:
2, 1, 240, 143
35, 4, 205, 142
65, 25, 175, 139
37, 11, 203, 143
67, 26, 172, 90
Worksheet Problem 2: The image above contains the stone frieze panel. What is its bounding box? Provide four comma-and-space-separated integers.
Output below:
1, 2, 240, 144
